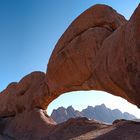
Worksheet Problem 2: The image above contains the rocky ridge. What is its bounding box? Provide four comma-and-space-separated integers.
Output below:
51, 104, 136, 124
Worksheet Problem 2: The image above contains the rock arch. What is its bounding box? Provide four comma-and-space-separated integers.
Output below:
0, 4, 140, 119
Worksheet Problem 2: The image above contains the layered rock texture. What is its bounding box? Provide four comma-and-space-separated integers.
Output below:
0, 3, 140, 140
51, 104, 136, 124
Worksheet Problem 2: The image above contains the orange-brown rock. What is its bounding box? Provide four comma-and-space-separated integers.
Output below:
2, 109, 56, 140
0, 4, 140, 140
47, 4, 126, 97
0, 72, 48, 117
47, 4, 140, 108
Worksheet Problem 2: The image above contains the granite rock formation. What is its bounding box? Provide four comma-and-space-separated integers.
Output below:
51, 105, 136, 124
51, 106, 83, 123
0, 4, 140, 140
81, 104, 136, 123
47, 3, 140, 108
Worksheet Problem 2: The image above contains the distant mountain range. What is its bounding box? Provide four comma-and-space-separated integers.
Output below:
51, 104, 137, 124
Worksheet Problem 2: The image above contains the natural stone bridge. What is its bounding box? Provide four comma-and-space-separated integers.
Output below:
0, 4, 140, 139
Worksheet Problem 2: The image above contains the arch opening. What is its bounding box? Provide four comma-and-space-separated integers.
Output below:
47, 90, 140, 124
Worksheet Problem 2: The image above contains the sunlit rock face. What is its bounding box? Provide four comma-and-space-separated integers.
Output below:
0, 4, 140, 140
47, 4, 126, 97
47, 4, 140, 108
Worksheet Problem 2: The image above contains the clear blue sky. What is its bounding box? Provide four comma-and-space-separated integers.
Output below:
0, 0, 140, 117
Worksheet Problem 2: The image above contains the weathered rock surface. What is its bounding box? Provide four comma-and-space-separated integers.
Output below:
0, 71, 48, 117
46, 117, 110, 140
94, 120, 140, 140
1, 116, 140, 140
0, 3, 140, 140
47, 4, 126, 99
47, 3, 140, 108
0, 109, 56, 140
